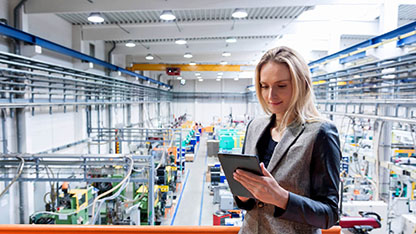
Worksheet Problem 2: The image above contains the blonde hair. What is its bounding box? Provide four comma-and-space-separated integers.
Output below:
255, 46, 322, 131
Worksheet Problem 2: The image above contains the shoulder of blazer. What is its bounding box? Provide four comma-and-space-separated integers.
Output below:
303, 120, 338, 140
241, 116, 271, 154
248, 116, 272, 130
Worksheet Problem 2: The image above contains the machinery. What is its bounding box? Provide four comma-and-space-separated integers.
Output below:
30, 183, 93, 225
55, 186, 91, 224
134, 185, 164, 225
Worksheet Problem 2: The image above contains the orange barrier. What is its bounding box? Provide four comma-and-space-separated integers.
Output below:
0, 225, 238, 234
0, 225, 341, 234
322, 226, 342, 234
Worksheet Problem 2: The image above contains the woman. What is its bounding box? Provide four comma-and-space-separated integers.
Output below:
233, 46, 341, 234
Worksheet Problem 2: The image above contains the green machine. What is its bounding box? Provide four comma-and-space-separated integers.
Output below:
219, 129, 237, 150
55, 188, 92, 224
29, 185, 93, 225
134, 185, 164, 225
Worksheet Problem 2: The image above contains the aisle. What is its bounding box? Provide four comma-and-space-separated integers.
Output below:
162, 134, 219, 226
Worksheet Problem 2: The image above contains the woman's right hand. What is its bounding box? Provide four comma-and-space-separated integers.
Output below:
237, 196, 250, 202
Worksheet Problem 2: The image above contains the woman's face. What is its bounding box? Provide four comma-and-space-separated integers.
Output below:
259, 62, 293, 119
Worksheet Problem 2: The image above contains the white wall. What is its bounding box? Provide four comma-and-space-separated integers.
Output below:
25, 106, 86, 153
23, 13, 73, 67
171, 78, 252, 125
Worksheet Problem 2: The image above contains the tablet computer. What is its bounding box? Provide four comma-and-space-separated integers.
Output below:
218, 153, 263, 198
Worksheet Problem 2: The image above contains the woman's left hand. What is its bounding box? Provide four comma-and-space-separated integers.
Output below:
233, 162, 289, 209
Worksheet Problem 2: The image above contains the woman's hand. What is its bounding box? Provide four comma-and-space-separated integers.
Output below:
233, 163, 289, 209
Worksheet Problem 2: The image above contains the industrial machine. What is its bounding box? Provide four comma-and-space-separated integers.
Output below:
134, 185, 164, 225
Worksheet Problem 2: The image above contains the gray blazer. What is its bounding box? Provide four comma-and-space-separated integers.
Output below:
237, 115, 341, 234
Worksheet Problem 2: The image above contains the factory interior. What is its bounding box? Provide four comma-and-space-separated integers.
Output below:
0, 0, 416, 233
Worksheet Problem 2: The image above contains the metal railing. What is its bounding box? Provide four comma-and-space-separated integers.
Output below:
0, 51, 172, 108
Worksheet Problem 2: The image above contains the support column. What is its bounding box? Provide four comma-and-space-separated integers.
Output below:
15, 108, 26, 224
107, 105, 112, 153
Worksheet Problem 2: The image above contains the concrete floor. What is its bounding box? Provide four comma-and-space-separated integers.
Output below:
161, 133, 220, 226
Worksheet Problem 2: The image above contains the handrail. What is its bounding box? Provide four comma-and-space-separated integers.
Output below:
0, 225, 341, 234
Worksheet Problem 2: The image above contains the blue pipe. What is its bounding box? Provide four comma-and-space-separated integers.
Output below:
0, 23, 172, 88
308, 21, 416, 67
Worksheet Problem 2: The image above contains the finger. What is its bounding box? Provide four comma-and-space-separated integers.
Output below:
235, 169, 263, 182
235, 174, 261, 189
260, 163, 273, 177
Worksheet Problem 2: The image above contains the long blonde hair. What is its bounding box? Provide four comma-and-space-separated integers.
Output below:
255, 46, 322, 131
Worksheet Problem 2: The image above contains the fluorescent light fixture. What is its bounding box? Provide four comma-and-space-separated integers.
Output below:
88, 12, 104, 23
222, 52, 231, 57
177, 76, 182, 80
216, 78, 221, 81
160, 10, 176, 20
145, 54, 154, 60
232, 8, 248, 18
195, 72, 201, 76
184, 52, 193, 58
220, 61, 228, 65
225, 37, 237, 43
217, 75, 222, 79
125, 41, 136, 47
217, 72, 223, 75
189, 62, 196, 66
234, 77, 239, 81
198, 78, 203, 82
175, 38, 187, 45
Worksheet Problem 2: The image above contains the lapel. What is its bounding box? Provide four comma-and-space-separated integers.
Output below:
250, 115, 275, 156
266, 121, 306, 173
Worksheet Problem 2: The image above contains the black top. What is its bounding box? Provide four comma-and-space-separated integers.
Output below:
256, 125, 278, 168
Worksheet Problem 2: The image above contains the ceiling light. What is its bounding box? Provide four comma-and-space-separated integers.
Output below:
189, 62, 196, 66
222, 52, 231, 57
175, 38, 187, 45
198, 78, 203, 82
232, 8, 248, 18
195, 72, 201, 76
145, 54, 154, 60
217, 75, 222, 79
234, 77, 239, 81
88, 12, 104, 23
184, 52, 193, 58
160, 10, 176, 21
225, 37, 237, 43
125, 41, 136, 47
217, 72, 223, 75
216, 78, 221, 81
177, 76, 182, 80
220, 61, 228, 65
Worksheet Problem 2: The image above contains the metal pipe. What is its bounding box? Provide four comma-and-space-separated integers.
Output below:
13, 0, 28, 55
1, 109, 7, 153
12, 1, 27, 220
106, 42, 116, 76
16, 108, 25, 223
